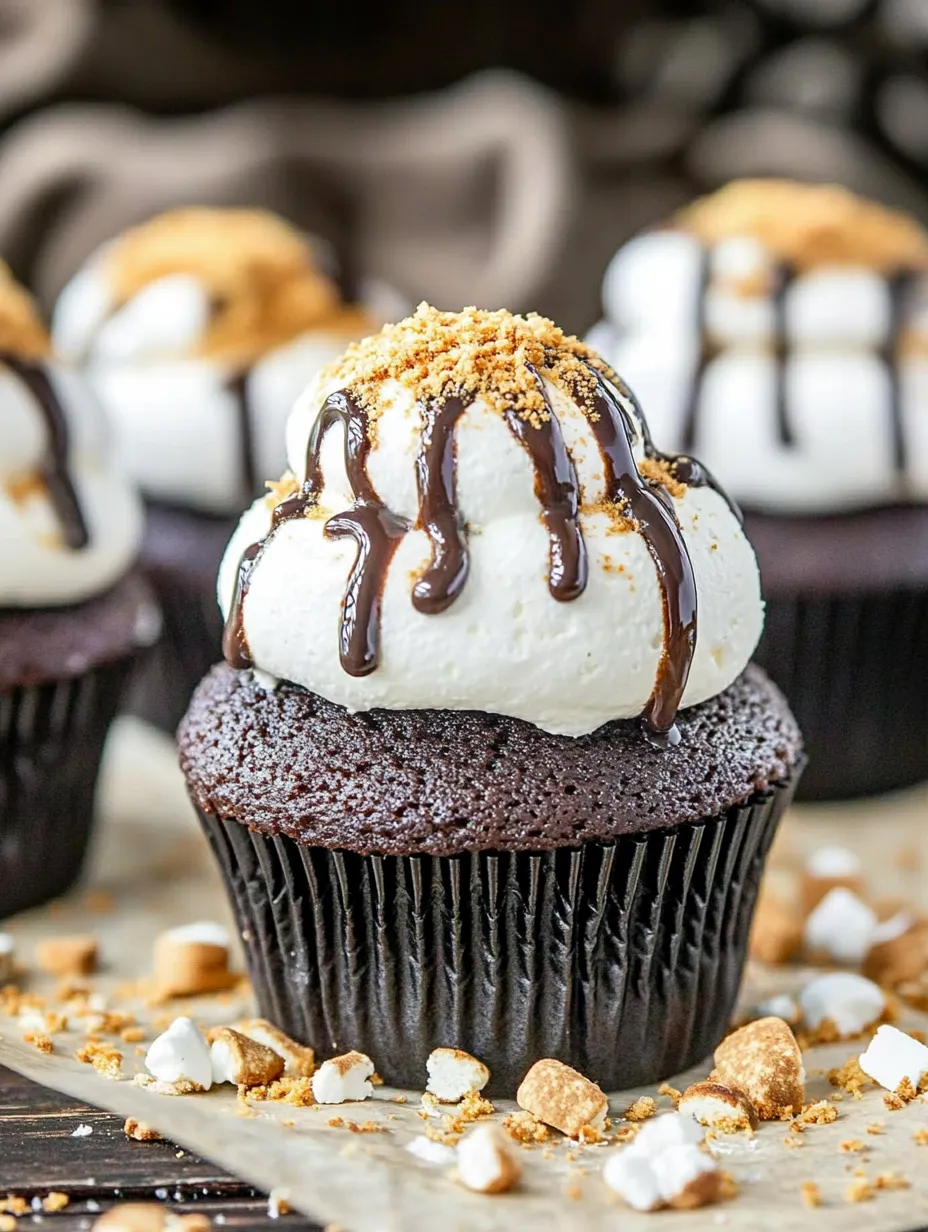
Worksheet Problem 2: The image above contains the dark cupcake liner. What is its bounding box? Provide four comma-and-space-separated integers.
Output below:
198, 777, 794, 1093
0, 659, 133, 920
756, 588, 928, 801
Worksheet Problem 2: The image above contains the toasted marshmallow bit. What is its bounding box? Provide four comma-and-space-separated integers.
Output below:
603, 1151, 664, 1212
456, 1123, 522, 1194
605, 1117, 721, 1212
652, 1144, 722, 1210
799, 972, 886, 1037
234, 1018, 315, 1076
310, 1051, 374, 1104
516, 1059, 608, 1139
804, 888, 877, 964
153, 922, 236, 999
0, 933, 15, 981
865, 918, 928, 988
756, 994, 801, 1025
801, 846, 864, 912
123, 1118, 163, 1142
859, 1025, 928, 1093
406, 1135, 456, 1165
426, 1048, 491, 1103
210, 1027, 284, 1087
36, 935, 99, 977
93, 1205, 210, 1232
679, 1082, 758, 1133
749, 890, 803, 965
144, 1017, 212, 1091
713, 1017, 805, 1120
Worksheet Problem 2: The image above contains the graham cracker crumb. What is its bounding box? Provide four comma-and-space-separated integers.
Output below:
123, 1118, 162, 1142
24, 1033, 52, 1054
658, 1082, 682, 1108
801, 1181, 822, 1208
75, 1040, 122, 1080
799, 1100, 839, 1125
502, 1110, 551, 1145
875, 1171, 910, 1190
840, 1139, 867, 1153
246, 1076, 315, 1107
784, 1134, 804, 1149
829, 1055, 872, 1100
913, 1127, 928, 1144
624, 1096, 657, 1122
846, 1177, 875, 1203
41, 1194, 68, 1213
885, 1092, 906, 1111
866, 1122, 885, 1135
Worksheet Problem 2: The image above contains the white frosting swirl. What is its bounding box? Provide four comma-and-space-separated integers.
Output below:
217, 365, 764, 737
590, 230, 928, 513
0, 358, 143, 606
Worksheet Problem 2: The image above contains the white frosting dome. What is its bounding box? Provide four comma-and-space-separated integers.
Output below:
51, 209, 407, 516
0, 357, 143, 607
590, 185, 928, 514
217, 307, 764, 737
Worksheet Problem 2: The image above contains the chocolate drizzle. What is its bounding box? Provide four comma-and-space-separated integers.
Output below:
580, 367, 698, 741
412, 395, 470, 614
226, 369, 257, 499
885, 269, 913, 473
771, 262, 795, 446
680, 248, 712, 452
2, 352, 89, 550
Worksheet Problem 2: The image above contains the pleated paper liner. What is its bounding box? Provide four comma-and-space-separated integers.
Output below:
756, 588, 928, 801
0, 660, 133, 919
199, 777, 795, 1094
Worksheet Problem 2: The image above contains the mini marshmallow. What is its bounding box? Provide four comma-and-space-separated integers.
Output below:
799, 972, 886, 1037
153, 922, 236, 999
210, 1027, 284, 1086
144, 1017, 212, 1091
678, 1082, 758, 1133
859, 1025, 928, 1093
406, 1135, 456, 1165
310, 1051, 374, 1104
603, 1151, 663, 1211
804, 888, 877, 964
651, 1143, 722, 1209
0, 933, 15, 981
235, 1018, 315, 1077
456, 1123, 522, 1194
626, 1113, 705, 1157
713, 1018, 805, 1120
806, 846, 862, 879
516, 1058, 608, 1139
757, 994, 801, 1025
426, 1048, 491, 1102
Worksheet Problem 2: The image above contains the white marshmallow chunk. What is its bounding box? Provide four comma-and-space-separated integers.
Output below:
805, 846, 862, 878
651, 1142, 719, 1204
456, 1123, 521, 1194
804, 887, 878, 963
310, 1051, 374, 1104
627, 1113, 706, 1157
799, 972, 886, 1036
405, 1135, 456, 1165
860, 1025, 928, 1092
603, 1151, 663, 1211
425, 1047, 490, 1102
145, 1017, 212, 1090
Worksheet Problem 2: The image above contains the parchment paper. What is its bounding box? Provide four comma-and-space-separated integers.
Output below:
2, 718, 928, 1232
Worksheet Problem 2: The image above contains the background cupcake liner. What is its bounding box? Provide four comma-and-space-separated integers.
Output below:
199, 778, 795, 1094
0, 660, 132, 919
756, 589, 928, 801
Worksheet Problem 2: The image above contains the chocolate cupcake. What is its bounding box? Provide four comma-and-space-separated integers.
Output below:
589, 180, 928, 799
52, 208, 405, 732
0, 263, 157, 919
179, 305, 802, 1092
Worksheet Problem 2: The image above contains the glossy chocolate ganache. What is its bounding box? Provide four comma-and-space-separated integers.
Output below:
221, 305, 759, 744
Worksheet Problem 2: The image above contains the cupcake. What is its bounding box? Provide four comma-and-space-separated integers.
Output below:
179, 305, 802, 1091
52, 207, 400, 732
0, 263, 156, 918
588, 180, 928, 800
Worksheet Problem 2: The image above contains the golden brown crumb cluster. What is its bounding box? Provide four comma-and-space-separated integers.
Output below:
104, 208, 371, 365
677, 180, 928, 272
321, 303, 614, 428
0, 262, 50, 360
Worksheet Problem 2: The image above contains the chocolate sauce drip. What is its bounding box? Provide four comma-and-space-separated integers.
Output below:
411, 395, 470, 614
503, 367, 587, 601
885, 270, 912, 473
226, 369, 257, 498
223, 389, 409, 675
771, 262, 794, 446
2, 352, 89, 550
581, 367, 698, 738
680, 247, 712, 452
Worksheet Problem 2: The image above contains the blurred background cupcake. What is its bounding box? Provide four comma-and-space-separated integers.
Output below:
588, 179, 928, 800
180, 305, 803, 1091
0, 261, 157, 918
52, 207, 404, 733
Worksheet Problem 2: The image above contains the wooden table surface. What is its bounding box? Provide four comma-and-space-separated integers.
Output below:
0, 1067, 323, 1231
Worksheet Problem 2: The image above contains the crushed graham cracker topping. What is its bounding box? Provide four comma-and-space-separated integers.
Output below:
103, 207, 372, 365
676, 180, 928, 272
318, 303, 616, 430
0, 262, 50, 360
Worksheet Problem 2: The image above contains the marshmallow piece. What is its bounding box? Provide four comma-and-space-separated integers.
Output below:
153, 922, 236, 999
859, 1025, 928, 1093
92, 1206, 210, 1232
234, 1018, 315, 1076
865, 918, 928, 988
626, 1113, 705, 1157
210, 1027, 284, 1086
749, 891, 803, 965
426, 1047, 491, 1102
678, 1082, 758, 1133
516, 1058, 608, 1139
93, 274, 211, 362
756, 994, 801, 1025
804, 887, 877, 964
799, 972, 886, 1037
406, 1135, 456, 1165
144, 1017, 212, 1091
36, 935, 99, 977
310, 1051, 374, 1104
0, 933, 15, 981
651, 1143, 722, 1210
456, 1123, 522, 1194
713, 1017, 804, 1120
603, 1151, 663, 1212
801, 846, 864, 913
